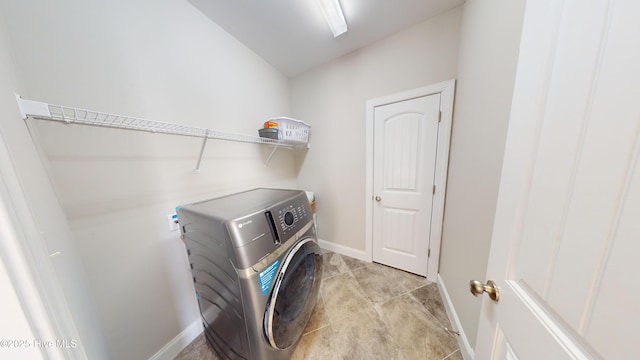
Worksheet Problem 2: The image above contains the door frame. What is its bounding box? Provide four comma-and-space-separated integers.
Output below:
0, 130, 85, 359
365, 80, 455, 281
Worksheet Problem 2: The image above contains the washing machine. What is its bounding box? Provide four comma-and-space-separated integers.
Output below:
177, 188, 322, 360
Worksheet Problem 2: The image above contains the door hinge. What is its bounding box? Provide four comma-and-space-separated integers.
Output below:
428, 248, 431, 258
438, 111, 442, 123
432, 185, 436, 194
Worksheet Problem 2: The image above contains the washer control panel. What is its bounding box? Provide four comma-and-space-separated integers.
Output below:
264, 191, 312, 245
277, 201, 309, 238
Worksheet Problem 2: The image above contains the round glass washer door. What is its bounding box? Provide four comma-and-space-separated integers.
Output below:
264, 238, 322, 349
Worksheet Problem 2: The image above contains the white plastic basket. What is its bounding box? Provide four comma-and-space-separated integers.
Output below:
270, 117, 310, 145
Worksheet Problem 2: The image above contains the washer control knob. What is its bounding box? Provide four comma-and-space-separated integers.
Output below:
284, 211, 294, 226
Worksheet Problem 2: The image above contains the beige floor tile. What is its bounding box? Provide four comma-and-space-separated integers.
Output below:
341, 255, 369, 272
392, 266, 433, 291
411, 283, 452, 328
321, 252, 350, 279
331, 307, 406, 360
376, 294, 458, 360
351, 262, 430, 303
321, 272, 372, 323
303, 295, 331, 335
291, 325, 339, 360
351, 264, 404, 303
444, 349, 464, 360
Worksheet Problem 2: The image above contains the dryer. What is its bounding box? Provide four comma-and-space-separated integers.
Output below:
178, 188, 322, 360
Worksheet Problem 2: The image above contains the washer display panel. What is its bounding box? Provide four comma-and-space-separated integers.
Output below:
264, 238, 322, 349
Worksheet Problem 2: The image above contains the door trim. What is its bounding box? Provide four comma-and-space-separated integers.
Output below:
365, 80, 456, 281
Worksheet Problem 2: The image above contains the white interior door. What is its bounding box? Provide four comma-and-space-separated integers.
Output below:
475, 0, 640, 359
372, 94, 440, 276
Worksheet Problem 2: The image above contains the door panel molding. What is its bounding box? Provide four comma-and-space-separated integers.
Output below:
476, 0, 640, 358
365, 80, 455, 281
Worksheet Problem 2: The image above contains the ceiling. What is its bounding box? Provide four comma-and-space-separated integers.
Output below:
187, 0, 465, 77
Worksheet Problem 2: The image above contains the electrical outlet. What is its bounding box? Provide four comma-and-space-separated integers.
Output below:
168, 213, 179, 232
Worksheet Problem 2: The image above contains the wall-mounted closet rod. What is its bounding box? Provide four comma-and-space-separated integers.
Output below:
15, 95, 301, 170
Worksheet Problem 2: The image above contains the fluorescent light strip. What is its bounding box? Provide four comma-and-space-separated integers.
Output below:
316, 0, 347, 37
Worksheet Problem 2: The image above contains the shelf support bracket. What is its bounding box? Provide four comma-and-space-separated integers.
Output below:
195, 130, 210, 173
15, 94, 51, 120
264, 143, 282, 166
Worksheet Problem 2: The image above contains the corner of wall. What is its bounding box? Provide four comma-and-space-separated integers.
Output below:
437, 0, 527, 351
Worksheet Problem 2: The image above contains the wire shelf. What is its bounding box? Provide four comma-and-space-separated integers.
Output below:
49, 103, 210, 138
15, 95, 306, 170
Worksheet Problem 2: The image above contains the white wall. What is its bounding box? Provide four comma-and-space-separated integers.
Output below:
291, 6, 463, 252
0, 22, 109, 359
0, 0, 296, 359
438, 0, 526, 350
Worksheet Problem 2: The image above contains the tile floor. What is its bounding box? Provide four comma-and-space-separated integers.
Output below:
175, 251, 462, 360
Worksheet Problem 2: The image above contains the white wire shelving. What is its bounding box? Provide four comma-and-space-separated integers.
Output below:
15, 95, 307, 171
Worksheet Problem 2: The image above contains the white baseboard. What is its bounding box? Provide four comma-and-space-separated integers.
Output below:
148, 319, 203, 360
438, 274, 474, 360
317, 238, 369, 262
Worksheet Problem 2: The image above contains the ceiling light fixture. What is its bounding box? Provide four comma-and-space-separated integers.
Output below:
316, 0, 347, 37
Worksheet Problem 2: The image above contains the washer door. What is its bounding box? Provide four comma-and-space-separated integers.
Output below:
264, 238, 322, 349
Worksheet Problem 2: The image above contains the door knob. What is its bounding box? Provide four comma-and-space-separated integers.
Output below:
375, 196, 382, 202
469, 280, 500, 302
